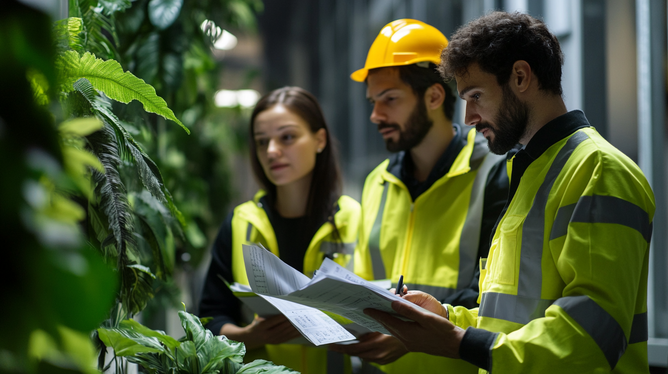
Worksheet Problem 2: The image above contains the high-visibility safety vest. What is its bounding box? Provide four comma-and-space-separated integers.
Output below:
230, 190, 361, 374
449, 122, 655, 373
354, 128, 504, 374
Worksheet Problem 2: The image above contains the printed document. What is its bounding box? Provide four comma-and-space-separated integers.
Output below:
242, 244, 420, 344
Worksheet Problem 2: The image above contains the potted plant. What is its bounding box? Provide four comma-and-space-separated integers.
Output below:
97, 309, 298, 373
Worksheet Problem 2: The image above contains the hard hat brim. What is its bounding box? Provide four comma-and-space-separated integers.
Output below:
350, 68, 368, 82
350, 58, 441, 83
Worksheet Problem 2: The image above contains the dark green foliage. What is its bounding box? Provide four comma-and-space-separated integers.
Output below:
0, 2, 117, 371
98, 311, 298, 373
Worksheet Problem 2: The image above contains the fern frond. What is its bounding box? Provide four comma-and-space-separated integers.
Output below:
73, 78, 186, 230
53, 17, 85, 54
56, 51, 188, 133
89, 123, 136, 267
78, 0, 121, 61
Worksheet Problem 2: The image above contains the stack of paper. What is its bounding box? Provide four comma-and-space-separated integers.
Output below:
240, 244, 420, 346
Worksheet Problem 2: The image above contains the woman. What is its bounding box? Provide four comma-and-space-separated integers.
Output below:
199, 87, 360, 373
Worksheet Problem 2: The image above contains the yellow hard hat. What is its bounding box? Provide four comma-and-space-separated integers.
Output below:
350, 19, 448, 82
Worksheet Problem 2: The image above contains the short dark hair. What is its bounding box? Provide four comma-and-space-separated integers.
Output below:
249, 87, 342, 232
370, 63, 457, 121
439, 11, 564, 96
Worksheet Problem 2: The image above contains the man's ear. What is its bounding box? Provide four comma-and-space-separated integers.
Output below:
425, 83, 445, 110
512, 60, 532, 93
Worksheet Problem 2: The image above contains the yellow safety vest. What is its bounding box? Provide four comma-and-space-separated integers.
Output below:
448, 126, 654, 373
354, 128, 503, 373
230, 190, 361, 374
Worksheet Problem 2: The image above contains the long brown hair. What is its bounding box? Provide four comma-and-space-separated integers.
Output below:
249, 86, 342, 234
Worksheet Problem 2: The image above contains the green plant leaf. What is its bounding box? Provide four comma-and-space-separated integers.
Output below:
57, 51, 189, 133
121, 261, 156, 315
161, 52, 183, 90
53, 17, 85, 54
134, 32, 160, 84
97, 327, 165, 357
148, 0, 183, 30
59, 116, 104, 136
98, 0, 133, 15
237, 359, 300, 374
78, 1, 121, 60
178, 311, 208, 350
133, 191, 175, 277
73, 78, 186, 230
200, 335, 246, 373
119, 319, 180, 348
176, 340, 197, 371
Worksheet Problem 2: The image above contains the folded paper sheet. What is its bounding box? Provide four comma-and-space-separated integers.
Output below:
242, 244, 421, 345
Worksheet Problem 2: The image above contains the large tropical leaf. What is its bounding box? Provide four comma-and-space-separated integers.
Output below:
148, 0, 183, 30
56, 51, 189, 133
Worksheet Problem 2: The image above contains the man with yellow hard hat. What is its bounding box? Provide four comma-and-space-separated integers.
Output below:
329, 19, 509, 373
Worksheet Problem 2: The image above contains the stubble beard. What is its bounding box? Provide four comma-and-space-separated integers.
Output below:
380, 97, 434, 153
477, 84, 530, 155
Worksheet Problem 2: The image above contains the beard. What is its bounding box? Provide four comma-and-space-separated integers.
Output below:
378, 96, 433, 153
476, 84, 530, 155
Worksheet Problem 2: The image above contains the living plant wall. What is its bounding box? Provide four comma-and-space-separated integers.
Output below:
1, 0, 262, 372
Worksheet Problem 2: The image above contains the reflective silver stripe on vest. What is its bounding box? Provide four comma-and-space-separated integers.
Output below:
629, 312, 648, 344
550, 195, 653, 242
458, 152, 505, 290
368, 182, 389, 279
403, 283, 458, 302
479, 292, 556, 325
479, 131, 589, 322
326, 350, 345, 373
246, 222, 253, 242
554, 295, 626, 369
518, 131, 590, 300
320, 241, 356, 256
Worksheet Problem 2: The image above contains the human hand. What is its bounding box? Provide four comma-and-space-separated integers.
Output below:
220, 315, 301, 350
328, 332, 408, 365
364, 300, 465, 359
401, 291, 448, 318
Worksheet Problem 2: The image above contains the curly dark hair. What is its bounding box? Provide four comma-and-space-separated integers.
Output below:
439, 11, 564, 96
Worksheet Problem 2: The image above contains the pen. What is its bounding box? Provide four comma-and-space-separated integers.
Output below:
396, 275, 404, 296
